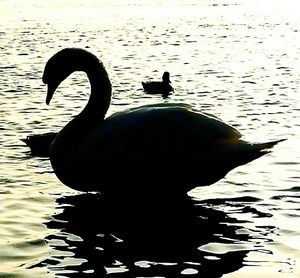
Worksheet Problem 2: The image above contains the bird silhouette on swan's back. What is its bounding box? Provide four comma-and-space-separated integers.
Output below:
42, 48, 284, 197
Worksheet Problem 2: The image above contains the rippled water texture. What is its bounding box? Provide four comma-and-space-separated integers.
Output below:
0, 0, 299, 277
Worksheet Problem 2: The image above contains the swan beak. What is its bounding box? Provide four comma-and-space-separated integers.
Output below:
45, 82, 58, 105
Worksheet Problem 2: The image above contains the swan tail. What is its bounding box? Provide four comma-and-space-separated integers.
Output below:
252, 139, 286, 154
234, 139, 286, 166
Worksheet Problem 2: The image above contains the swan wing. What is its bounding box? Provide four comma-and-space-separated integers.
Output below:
83, 104, 241, 163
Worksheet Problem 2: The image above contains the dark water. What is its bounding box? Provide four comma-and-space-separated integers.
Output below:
40, 193, 252, 277
0, 0, 299, 277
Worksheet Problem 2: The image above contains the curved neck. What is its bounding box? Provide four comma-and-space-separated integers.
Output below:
79, 61, 112, 124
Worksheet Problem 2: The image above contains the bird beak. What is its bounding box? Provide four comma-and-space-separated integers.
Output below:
45, 82, 58, 105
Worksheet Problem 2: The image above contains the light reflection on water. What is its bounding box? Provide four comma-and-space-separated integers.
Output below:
0, 0, 300, 276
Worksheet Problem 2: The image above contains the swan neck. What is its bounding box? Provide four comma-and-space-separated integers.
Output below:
81, 62, 112, 121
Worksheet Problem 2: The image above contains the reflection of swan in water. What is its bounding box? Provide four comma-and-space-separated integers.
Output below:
42, 48, 284, 195
41, 193, 251, 277
142, 71, 174, 98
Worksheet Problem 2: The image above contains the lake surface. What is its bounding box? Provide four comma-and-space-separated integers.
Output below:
0, 0, 299, 277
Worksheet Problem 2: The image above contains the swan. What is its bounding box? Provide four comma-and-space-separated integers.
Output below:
142, 71, 174, 98
43, 48, 284, 196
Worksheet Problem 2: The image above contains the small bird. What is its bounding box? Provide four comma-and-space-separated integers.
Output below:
21, 132, 57, 157
142, 71, 174, 98
41, 48, 284, 197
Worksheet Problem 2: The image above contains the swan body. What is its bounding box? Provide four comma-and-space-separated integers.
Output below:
142, 71, 174, 98
43, 48, 283, 196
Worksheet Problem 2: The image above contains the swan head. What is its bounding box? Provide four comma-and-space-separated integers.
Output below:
43, 48, 101, 105
162, 71, 171, 84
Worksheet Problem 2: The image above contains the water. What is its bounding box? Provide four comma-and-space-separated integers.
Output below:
0, 0, 299, 276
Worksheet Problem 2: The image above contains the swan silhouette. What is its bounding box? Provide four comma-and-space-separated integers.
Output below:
142, 71, 174, 98
43, 48, 284, 196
